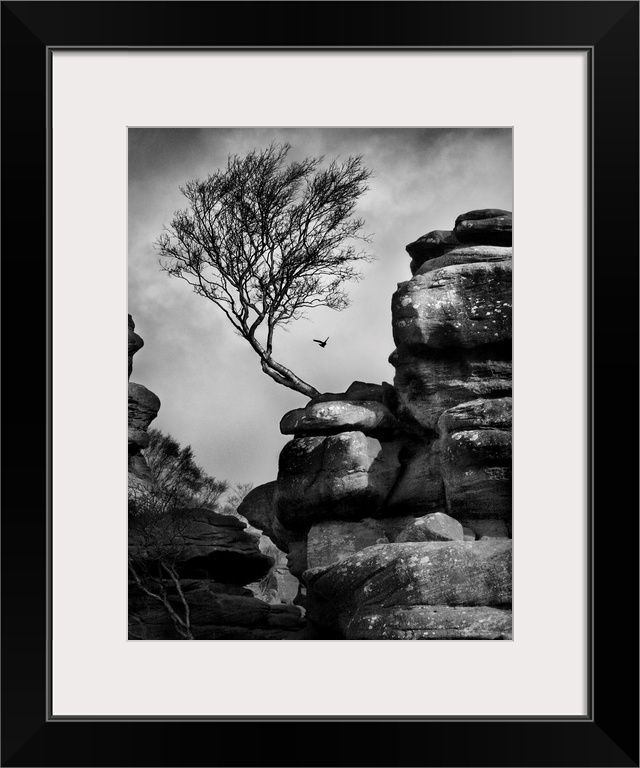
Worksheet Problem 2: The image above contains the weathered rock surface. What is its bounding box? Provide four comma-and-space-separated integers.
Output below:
127, 316, 161, 480
438, 396, 512, 433
129, 509, 274, 583
416, 245, 512, 276
392, 261, 512, 350
280, 400, 397, 437
130, 580, 306, 640
128, 510, 302, 639
454, 210, 512, 246
395, 512, 463, 542
307, 519, 388, 569
309, 382, 399, 416
305, 539, 512, 638
128, 383, 161, 453
438, 398, 512, 519
237, 481, 280, 542
274, 431, 402, 529
128, 315, 144, 379
455, 208, 511, 223
347, 605, 512, 640
385, 440, 445, 512
463, 526, 477, 541
439, 430, 512, 519
406, 229, 460, 263
305, 540, 512, 609
390, 349, 511, 432
285, 538, 309, 579
128, 453, 153, 484
461, 518, 510, 539
261, 566, 301, 604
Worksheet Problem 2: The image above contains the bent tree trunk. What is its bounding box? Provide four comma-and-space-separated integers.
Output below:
260, 356, 319, 398
246, 330, 320, 398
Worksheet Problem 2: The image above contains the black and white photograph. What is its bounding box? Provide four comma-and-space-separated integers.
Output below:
128, 127, 513, 641
4, 0, 638, 758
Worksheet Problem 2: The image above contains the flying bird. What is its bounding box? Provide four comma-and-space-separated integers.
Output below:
313, 337, 329, 348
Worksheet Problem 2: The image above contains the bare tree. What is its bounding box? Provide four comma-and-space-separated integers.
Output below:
155, 143, 373, 397
128, 485, 196, 640
144, 429, 228, 511
128, 429, 229, 640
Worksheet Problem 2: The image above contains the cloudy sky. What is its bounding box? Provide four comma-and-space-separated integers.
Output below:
129, 127, 512, 491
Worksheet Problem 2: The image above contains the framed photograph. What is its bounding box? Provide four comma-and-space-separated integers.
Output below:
2, 2, 637, 766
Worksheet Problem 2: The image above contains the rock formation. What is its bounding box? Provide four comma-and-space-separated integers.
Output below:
128, 315, 160, 482
305, 539, 512, 639
128, 509, 305, 639
127, 316, 306, 640
395, 210, 512, 532
240, 209, 512, 639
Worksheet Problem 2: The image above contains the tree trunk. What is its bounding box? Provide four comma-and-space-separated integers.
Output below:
260, 357, 319, 398
245, 332, 320, 398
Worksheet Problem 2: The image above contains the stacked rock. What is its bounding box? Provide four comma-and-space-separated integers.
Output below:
393, 208, 512, 532
128, 315, 161, 483
240, 209, 512, 639
128, 509, 306, 639
238, 382, 408, 588
127, 316, 306, 640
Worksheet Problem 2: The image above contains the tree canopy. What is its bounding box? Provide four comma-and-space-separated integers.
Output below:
155, 143, 373, 397
141, 428, 228, 512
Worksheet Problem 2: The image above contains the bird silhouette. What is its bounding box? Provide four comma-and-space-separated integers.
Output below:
313, 337, 329, 348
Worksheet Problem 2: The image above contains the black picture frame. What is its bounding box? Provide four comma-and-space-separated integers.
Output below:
2, 2, 638, 766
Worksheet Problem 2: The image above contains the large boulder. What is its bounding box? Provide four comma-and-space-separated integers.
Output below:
416, 245, 512, 276
309, 381, 398, 413
391, 348, 511, 432
306, 519, 388, 569
395, 512, 463, 542
128, 382, 160, 453
274, 431, 402, 529
455, 208, 511, 223
305, 539, 512, 638
405, 229, 460, 265
438, 396, 512, 433
454, 209, 512, 246
405, 208, 513, 274
129, 509, 274, 584
439, 430, 512, 519
237, 482, 277, 538
438, 398, 512, 520
392, 261, 512, 351
236, 482, 306, 555
280, 400, 397, 437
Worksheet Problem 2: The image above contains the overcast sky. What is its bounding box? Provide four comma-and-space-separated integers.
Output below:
129, 127, 512, 491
